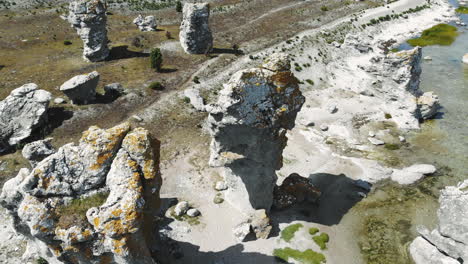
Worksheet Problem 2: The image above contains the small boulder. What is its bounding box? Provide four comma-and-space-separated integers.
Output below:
53, 97, 65, 104
186, 208, 200, 217
391, 164, 436, 184
417, 92, 440, 120
60, 71, 99, 104
320, 124, 329, 131
214, 181, 228, 191
21, 138, 56, 167
174, 201, 190, 216
233, 222, 251, 242
133, 15, 157, 31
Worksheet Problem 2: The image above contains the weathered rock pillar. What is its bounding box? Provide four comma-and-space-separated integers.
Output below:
67, 0, 110, 62
179, 3, 213, 54
207, 53, 305, 213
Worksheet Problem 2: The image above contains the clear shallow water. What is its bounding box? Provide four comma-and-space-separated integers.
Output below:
353, 3, 468, 263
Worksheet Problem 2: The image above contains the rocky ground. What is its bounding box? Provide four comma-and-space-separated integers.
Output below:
0, 0, 464, 263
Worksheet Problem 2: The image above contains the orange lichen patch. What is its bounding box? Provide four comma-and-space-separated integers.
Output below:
82, 229, 92, 238
270, 71, 299, 87
93, 217, 100, 227
112, 237, 128, 256
89, 152, 112, 170
142, 160, 156, 180
111, 209, 123, 217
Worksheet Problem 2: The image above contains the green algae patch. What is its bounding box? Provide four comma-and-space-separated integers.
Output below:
281, 223, 303, 242
312, 233, 330, 250
456, 6, 468, 14
309, 227, 319, 235
407, 24, 459, 47
274, 247, 326, 264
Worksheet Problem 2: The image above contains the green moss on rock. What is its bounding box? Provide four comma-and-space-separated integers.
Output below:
281, 223, 303, 242
273, 247, 326, 264
312, 233, 329, 250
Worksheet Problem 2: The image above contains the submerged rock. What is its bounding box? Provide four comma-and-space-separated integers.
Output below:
207, 53, 305, 213
67, 0, 110, 62
179, 3, 213, 54
60, 71, 99, 104
0, 123, 161, 264
410, 180, 468, 263
0, 83, 52, 153
133, 15, 157, 31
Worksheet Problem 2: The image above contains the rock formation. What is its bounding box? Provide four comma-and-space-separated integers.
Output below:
273, 173, 321, 210
207, 53, 305, 213
60, 71, 99, 104
22, 138, 56, 167
410, 180, 468, 264
0, 123, 161, 264
0, 83, 52, 153
417, 91, 440, 120
179, 3, 213, 54
67, 0, 110, 62
133, 15, 157, 31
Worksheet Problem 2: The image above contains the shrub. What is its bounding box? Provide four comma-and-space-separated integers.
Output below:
183, 97, 191, 103
176, 1, 182, 12
384, 113, 392, 119
150, 48, 163, 72
193, 76, 200, 84
149, 81, 163, 90
37, 257, 48, 264
63, 40, 72, 45
320, 6, 328, 12
305, 79, 314, 85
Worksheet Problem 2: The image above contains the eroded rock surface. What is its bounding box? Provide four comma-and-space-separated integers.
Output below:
67, 0, 110, 62
207, 53, 305, 213
410, 180, 468, 264
22, 138, 56, 167
179, 3, 213, 54
0, 83, 52, 153
0, 123, 161, 264
133, 15, 157, 31
60, 71, 99, 104
273, 173, 321, 210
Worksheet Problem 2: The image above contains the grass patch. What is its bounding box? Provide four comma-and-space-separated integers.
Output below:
274, 247, 326, 264
309, 227, 319, 235
56, 192, 109, 229
384, 143, 400, 150
281, 223, 303, 242
455, 6, 468, 14
384, 113, 392, 119
312, 233, 330, 250
149, 81, 163, 90
407, 24, 458, 47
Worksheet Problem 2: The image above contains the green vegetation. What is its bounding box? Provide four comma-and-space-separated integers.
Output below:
455, 6, 468, 14
308, 227, 319, 235
213, 193, 224, 204
56, 192, 109, 229
193, 76, 200, 84
389, 48, 399, 53
274, 248, 326, 264
183, 97, 191, 103
176, 1, 183, 12
384, 143, 400, 150
364, 5, 430, 27
36, 257, 48, 264
149, 81, 163, 90
407, 24, 458, 47
170, 207, 201, 225
150, 48, 163, 72
63, 40, 72, 46
281, 223, 303, 242
320, 6, 328, 12
305, 79, 314, 85
312, 233, 330, 250
384, 113, 392, 119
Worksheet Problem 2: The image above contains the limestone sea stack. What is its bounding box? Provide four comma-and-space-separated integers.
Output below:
0, 123, 161, 264
179, 3, 213, 54
67, 0, 110, 62
207, 53, 305, 213
0, 83, 51, 153
410, 180, 468, 263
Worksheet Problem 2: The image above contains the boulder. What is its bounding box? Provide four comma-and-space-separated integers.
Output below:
273, 173, 321, 210
391, 164, 436, 185
207, 53, 305, 212
179, 3, 213, 54
67, 0, 110, 62
0, 123, 160, 264
417, 91, 441, 120
0, 83, 52, 153
21, 138, 56, 167
133, 15, 157, 31
186, 208, 200, 217
410, 180, 468, 263
104, 83, 127, 97
174, 201, 190, 216
60, 71, 99, 104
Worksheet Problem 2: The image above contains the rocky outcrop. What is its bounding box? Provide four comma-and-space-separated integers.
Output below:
22, 138, 56, 167
410, 180, 468, 264
417, 91, 441, 120
133, 15, 157, 31
179, 3, 213, 54
207, 53, 305, 213
0, 83, 52, 153
0, 123, 161, 264
273, 173, 321, 210
67, 0, 110, 62
60, 71, 99, 104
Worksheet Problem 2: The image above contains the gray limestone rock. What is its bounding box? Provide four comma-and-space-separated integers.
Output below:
409, 236, 459, 264
21, 138, 56, 167
60, 71, 99, 104
0, 123, 160, 264
174, 201, 189, 216
0, 83, 52, 153
179, 3, 213, 54
391, 164, 436, 185
207, 53, 305, 213
67, 0, 110, 62
133, 15, 157, 31
417, 91, 441, 120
